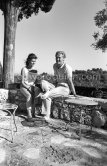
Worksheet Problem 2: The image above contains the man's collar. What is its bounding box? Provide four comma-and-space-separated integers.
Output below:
57, 63, 65, 69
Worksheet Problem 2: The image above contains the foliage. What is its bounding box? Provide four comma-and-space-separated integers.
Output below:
73, 68, 104, 88
0, 0, 56, 21
92, 2, 107, 51
14, 68, 107, 88
17, 0, 56, 21
0, 0, 56, 87
94, 9, 107, 27
13, 68, 107, 99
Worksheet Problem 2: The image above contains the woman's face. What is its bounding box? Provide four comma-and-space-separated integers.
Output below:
29, 58, 36, 68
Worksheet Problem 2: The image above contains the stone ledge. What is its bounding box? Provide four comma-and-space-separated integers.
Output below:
0, 89, 107, 111
0, 89, 107, 128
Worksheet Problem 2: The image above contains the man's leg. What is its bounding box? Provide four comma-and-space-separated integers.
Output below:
40, 80, 55, 115
42, 98, 52, 120
42, 86, 70, 121
41, 86, 70, 99
41, 80, 55, 92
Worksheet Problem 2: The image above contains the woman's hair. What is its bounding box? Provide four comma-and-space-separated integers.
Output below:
55, 51, 66, 59
25, 53, 38, 67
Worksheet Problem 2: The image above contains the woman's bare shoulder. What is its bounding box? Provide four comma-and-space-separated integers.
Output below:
21, 67, 28, 74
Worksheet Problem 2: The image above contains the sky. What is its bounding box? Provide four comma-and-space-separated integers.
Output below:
0, 0, 107, 75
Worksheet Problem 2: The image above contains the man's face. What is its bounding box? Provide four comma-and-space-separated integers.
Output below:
56, 54, 64, 67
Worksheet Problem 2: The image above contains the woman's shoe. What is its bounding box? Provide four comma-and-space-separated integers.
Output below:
27, 117, 37, 122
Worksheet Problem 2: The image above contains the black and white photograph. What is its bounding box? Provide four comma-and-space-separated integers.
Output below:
0, 0, 107, 165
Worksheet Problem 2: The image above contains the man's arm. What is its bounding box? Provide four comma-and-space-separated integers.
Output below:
67, 77, 76, 96
65, 64, 76, 96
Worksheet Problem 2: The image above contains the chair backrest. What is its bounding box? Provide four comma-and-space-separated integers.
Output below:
0, 89, 9, 103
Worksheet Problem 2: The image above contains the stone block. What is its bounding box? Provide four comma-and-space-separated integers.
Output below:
9, 89, 26, 110
0, 89, 9, 102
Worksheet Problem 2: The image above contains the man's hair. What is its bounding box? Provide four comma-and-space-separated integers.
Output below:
55, 51, 66, 58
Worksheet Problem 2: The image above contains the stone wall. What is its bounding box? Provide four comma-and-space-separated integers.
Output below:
0, 88, 26, 111
9, 89, 26, 111
0, 88, 107, 128
51, 97, 102, 127
0, 88, 42, 112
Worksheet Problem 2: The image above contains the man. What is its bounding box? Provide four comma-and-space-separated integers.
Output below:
40, 51, 77, 121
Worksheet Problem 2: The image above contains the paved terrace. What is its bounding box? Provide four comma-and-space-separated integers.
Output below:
0, 110, 107, 166
0, 88, 107, 166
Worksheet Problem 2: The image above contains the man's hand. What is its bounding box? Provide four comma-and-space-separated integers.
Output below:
73, 94, 77, 97
73, 94, 80, 98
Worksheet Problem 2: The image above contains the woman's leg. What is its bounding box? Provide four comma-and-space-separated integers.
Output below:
32, 86, 42, 116
20, 87, 33, 119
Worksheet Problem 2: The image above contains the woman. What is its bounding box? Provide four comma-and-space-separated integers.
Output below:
20, 53, 41, 122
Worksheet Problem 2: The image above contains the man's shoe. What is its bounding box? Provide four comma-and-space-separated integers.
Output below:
44, 116, 51, 122
36, 92, 44, 98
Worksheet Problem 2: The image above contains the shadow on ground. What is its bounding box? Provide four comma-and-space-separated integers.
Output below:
0, 112, 107, 166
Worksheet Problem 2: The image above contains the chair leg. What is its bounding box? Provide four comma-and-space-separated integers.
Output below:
7, 107, 18, 143
13, 108, 18, 132
10, 114, 14, 143
78, 108, 84, 140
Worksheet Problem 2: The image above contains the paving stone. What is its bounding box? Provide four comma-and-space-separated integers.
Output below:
23, 148, 40, 159
51, 135, 70, 144
0, 111, 8, 116
64, 142, 80, 148
0, 138, 5, 144
64, 141, 102, 158
0, 121, 10, 126
81, 147, 102, 158
0, 149, 6, 163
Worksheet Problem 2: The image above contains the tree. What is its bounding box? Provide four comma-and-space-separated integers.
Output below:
92, 0, 107, 52
0, 0, 56, 88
